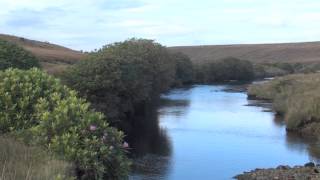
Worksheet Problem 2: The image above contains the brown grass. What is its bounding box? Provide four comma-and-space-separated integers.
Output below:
248, 73, 320, 136
0, 136, 74, 180
169, 42, 320, 64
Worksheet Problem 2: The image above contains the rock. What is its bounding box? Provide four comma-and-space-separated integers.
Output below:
235, 163, 320, 180
305, 162, 315, 167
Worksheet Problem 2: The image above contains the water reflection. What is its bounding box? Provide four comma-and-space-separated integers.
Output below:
270, 107, 320, 162
128, 97, 191, 179
128, 107, 171, 179
129, 85, 320, 180
273, 114, 286, 127
285, 132, 320, 163
127, 104, 172, 155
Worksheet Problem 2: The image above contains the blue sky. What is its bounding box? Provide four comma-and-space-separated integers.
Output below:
1, 0, 320, 50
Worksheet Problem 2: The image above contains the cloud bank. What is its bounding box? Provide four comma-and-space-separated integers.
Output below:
0, 0, 319, 50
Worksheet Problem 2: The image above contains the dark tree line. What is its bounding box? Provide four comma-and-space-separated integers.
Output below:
195, 57, 255, 83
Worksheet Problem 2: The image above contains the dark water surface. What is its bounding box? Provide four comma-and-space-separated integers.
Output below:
129, 85, 320, 180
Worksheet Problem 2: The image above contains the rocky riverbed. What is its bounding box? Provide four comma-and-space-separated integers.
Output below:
235, 162, 320, 180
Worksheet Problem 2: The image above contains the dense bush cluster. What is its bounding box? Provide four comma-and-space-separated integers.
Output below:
248, 73, 320, 136
63, 39, 193, 130
171, 52, 194, 86
0, 39, 40, 70
0, 68, 130, 179
195, 57, 254, 83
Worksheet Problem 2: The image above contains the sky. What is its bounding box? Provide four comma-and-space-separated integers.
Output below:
1, 0, 320, 50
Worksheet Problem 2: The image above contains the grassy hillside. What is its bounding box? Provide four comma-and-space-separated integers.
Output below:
3, 34, 320, 75
0, 34, 87, 74
169, 42, 320, 64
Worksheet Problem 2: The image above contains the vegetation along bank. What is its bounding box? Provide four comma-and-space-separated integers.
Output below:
248, 73, 320, 137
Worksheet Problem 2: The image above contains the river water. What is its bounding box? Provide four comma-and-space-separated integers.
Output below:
129, 85, 320, 180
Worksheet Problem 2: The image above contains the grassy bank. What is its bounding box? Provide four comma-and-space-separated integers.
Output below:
248, 73, 320, 137
0, 136, 73, 180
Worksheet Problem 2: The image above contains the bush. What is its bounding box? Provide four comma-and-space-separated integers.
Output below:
63, 39, 176, 127
0, 68, 130, 179
171, 52, 194, 86
0, 39, 40, 70
195, 57, 254, 83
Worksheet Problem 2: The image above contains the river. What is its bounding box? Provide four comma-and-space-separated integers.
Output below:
129, 85, 320, 180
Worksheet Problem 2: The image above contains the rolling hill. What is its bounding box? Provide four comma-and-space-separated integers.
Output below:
169, 42, 320, 64
0, 34, 87, 74
3, 33, 320, 74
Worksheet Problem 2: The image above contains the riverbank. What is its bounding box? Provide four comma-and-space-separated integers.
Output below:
235, 163, 320, 180
235, 75, 320, 180
248, 73, 320, 138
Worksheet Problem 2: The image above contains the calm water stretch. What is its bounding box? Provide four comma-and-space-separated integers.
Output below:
129, 85, 320, 180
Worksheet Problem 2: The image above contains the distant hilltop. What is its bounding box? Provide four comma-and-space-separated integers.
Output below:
169, 41, 320, 64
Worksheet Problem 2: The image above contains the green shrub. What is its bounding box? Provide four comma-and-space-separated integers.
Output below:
0, 39, 40, 70
0, 68, 130, 179
0, 68, 69, 132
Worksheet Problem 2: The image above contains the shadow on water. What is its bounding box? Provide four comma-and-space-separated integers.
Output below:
273, 114, 286, 127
